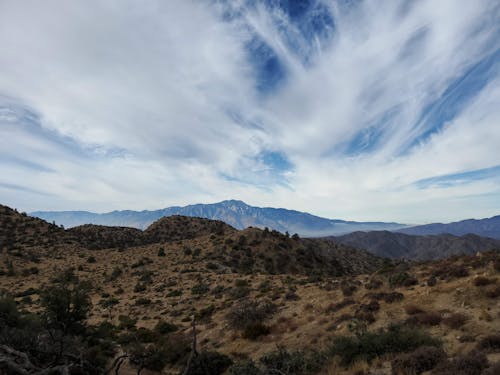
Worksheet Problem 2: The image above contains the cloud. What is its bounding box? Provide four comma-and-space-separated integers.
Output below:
0, 0, 499, 223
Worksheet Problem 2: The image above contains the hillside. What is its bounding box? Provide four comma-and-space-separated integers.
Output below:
31, 200, 406, 237
399, 215, 500, 239
332, 231, 500, 260
1, 203, 500, 374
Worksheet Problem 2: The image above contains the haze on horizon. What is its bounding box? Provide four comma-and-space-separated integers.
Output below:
1, 0, 499, 224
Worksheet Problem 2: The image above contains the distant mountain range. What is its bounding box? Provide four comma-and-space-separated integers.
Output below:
31, 200, 406, 237
397, 215, 500, 239
332, 231, 500, 260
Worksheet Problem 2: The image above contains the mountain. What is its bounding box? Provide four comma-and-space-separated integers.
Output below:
31, 199, 406, 237
399, 215, 500, 239
332, 230, 500, 260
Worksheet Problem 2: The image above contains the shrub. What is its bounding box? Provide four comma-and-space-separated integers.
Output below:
405, 304, 425, 315
195, 304, 216, 323
406, 312, 442, 326
329, 325, 441, 366
135, 297, 151, 306
118, 315, 137, 330
427, 276, 437, 286
157, 248, 166, 257
473, 276, 496, 286
389, 272, 418, 288
242, 323, 270, 340
40, 279, 92, 334
191, 282, 210, 295
167, 289, 183, 297
485, 285, 500, 298
0, 296, 20, 327
226, 300, 277, 329
341, 281, 357, 297
391, 346, 446, 374
477, 334, 500, 352
228, 360, 263, 375
442, 313, 469, 329
325, 299, 355, 313
483, 362, 500, 375
259, 347, 326, 374
134, 282, 147, 293
432, 350, 488, 375
184, 351, 233, 375
154, 320, 178, 335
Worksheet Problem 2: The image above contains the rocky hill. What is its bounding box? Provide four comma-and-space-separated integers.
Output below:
399, 215, 500, 239
1, 202, 499, 374
332, 231, 500, 260
31, 200, 406, 236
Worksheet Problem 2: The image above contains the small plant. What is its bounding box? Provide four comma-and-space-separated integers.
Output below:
87, 256, 97, 263
473, 276, 496, 286
154, 320, 178, 335
405, 304, 425, 315
432, 350, 488, 375
406, 311, 442, 326
477, 334, 500, 352
157, 248, 166, 257
191, 282, 210, 295
330, 325, 441, 366
442, 313, 469, 329
226, 300, 277, 329
184, 351, 233, 375
389, 272, 418, 288
391, 346, 446, 375
242, 323, 270, 340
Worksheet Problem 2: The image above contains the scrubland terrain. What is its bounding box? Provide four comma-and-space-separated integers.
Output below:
0, 204, 499, 375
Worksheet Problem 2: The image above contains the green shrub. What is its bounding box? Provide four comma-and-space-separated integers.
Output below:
184, 351, 233, 375
191, 282, 210, 295
226, 300, 277, 329
389, 272, 418, 287
330, 325, 441, 366
391, 346, 446, 374
432, 350, 488, 375
154, 320, 178, 335
228, 360, 263, 375
242, 323, 270, 340
0, 296, 20, 327
167, 289, 183, 297
157, 248, 166, 257
477, 334, 500, 352
259, 347, 327, 374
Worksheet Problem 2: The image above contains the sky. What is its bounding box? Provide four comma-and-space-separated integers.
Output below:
0, 0, 499, 224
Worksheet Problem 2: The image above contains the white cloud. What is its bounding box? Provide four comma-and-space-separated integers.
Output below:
0, 0, 499, 223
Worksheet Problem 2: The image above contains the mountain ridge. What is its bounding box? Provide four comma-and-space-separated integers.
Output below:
398, 214, 500, 239
31, 199, 405, 237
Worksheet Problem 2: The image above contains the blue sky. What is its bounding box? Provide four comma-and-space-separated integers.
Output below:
0, 0, 499, 223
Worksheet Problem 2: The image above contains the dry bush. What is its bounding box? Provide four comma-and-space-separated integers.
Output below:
406, 312, 442, 326
324, 299, 355, 314
442, 313, 468, 329
226, 299, 277, 329
484, 285, 500, 298
405, 304, 425, 315
365, 292, 404, 303
483, 361, 500, 375
432, 350, 488, 375
473, 276, 496, 286
391, 346, 446, 375
477, 334, 500, 352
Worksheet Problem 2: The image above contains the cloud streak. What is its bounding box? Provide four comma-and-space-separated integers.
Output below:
0, 0, 499, 223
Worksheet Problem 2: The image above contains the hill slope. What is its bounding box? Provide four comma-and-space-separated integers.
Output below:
31, 200, 406, 237
332, 230, 500, 260
1, 202, 499, 374
399, 215, 500, 239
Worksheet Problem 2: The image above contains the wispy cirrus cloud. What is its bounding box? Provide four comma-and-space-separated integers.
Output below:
0, 0, 499, 222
